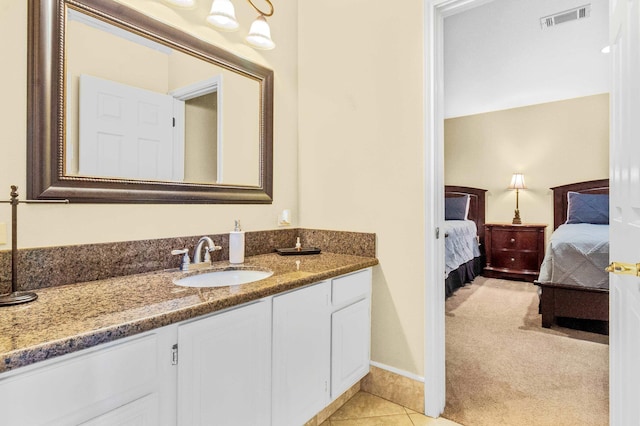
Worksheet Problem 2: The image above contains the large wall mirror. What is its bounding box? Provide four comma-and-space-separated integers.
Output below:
28, 0, 273, 203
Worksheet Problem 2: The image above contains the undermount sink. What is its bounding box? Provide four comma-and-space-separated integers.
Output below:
173, 269, 273, 288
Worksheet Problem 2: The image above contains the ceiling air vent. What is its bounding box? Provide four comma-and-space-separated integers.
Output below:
540, 4, 591, 29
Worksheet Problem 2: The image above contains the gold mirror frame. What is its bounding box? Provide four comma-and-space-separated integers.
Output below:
27, 0, 273, 203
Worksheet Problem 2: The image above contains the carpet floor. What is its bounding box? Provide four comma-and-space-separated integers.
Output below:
443, 277, 609, 426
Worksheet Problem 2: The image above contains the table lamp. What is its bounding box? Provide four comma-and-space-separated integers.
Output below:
509, 173, 526, 225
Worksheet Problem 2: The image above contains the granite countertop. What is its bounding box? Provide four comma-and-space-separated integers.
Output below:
0, 252, 378, 374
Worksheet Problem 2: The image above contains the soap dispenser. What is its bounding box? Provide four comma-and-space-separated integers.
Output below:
229, 220, 245, 264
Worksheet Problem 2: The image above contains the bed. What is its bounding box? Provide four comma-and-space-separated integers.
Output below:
444, 186, 487, 297
534, 179, 609, 331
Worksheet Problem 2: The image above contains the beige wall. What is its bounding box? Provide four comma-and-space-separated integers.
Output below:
217, 71, 260, 186
167, 50, 260, 186
298, 1, 426, 376
445, 94, 609, 232
1, 0, 298, 248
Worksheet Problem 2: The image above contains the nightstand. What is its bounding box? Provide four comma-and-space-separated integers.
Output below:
483, 223, 546, 281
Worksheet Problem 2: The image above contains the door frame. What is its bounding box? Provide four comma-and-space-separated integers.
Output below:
424, 0, 618, 419
423, 0, 499, 417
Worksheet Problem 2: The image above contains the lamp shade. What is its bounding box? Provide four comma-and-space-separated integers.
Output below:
245, 15, 275, 50
508, 173, 526, 190
207, 0, 239, 31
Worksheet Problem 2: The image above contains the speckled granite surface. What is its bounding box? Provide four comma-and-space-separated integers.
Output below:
0, 228, 374, 293
299, 229, 376, 258
0, 252, 377, 373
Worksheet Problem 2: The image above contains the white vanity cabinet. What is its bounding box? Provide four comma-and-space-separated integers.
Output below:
0, 328, 177, 426
174, 268, 370, 426
330, 268, 372, 398
0, 266, 372, 426
272, 281, 331, 426
271, 267, 373, 426
176, 299, 272, 426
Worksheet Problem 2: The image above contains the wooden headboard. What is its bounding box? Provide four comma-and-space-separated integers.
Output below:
445, 185, 487, 245
551, 179, 609, 230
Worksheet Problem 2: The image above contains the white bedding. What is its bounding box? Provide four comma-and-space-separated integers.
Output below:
444, 220, 481, 278
537, 223, 609, 289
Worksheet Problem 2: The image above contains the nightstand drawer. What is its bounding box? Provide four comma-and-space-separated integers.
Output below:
491, 229, 539, 250
491, 251, 540, 271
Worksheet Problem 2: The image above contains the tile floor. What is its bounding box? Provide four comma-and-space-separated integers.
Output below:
320, 391, 462, 426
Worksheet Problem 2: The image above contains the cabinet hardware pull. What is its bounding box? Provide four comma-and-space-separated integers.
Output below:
172, 344, 178, 365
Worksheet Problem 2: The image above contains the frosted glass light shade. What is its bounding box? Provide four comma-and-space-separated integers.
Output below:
508, 173, 526, 190
163, 0, 196, 8
245, 15, 275, 50
207, 0, 239, 31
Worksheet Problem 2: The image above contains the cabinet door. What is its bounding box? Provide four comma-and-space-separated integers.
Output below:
177, 300, 271, 426
0, 332, 168, 426
272, 281, 331, 426
331, 298, 371, 398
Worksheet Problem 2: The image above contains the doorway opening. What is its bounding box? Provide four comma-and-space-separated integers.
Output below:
424, 0, 610, 419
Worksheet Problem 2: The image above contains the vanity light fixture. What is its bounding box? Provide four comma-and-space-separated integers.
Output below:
508, 173, 526, 225
207, 0, 276, 50
206, 0, 240, 30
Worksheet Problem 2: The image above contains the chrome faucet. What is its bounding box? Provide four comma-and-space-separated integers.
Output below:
172, 236, 222, 272
193, 236, 222, 264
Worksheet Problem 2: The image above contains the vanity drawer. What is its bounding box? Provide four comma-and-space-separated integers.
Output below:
332, 268, 372, 309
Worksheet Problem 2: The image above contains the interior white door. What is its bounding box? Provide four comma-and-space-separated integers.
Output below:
79, 74, 175, 181
608, 0, 640, 424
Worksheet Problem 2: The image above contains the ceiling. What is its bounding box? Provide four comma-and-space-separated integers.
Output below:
444, 0, 610, 118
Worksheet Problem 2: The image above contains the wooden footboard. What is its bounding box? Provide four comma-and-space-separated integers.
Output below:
536, 281, 609, 328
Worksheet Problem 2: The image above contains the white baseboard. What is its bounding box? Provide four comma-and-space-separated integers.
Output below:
369, 361, 425, 383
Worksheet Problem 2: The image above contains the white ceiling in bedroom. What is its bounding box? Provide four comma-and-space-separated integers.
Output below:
444, 0, 609, 119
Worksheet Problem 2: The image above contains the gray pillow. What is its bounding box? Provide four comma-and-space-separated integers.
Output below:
566, 191, 609, 224
445, 195, 469, 220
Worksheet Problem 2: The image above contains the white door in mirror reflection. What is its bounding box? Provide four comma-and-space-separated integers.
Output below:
79, 74, 182, 181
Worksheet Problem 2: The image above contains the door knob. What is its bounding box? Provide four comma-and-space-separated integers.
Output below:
606, 262, 640, 276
